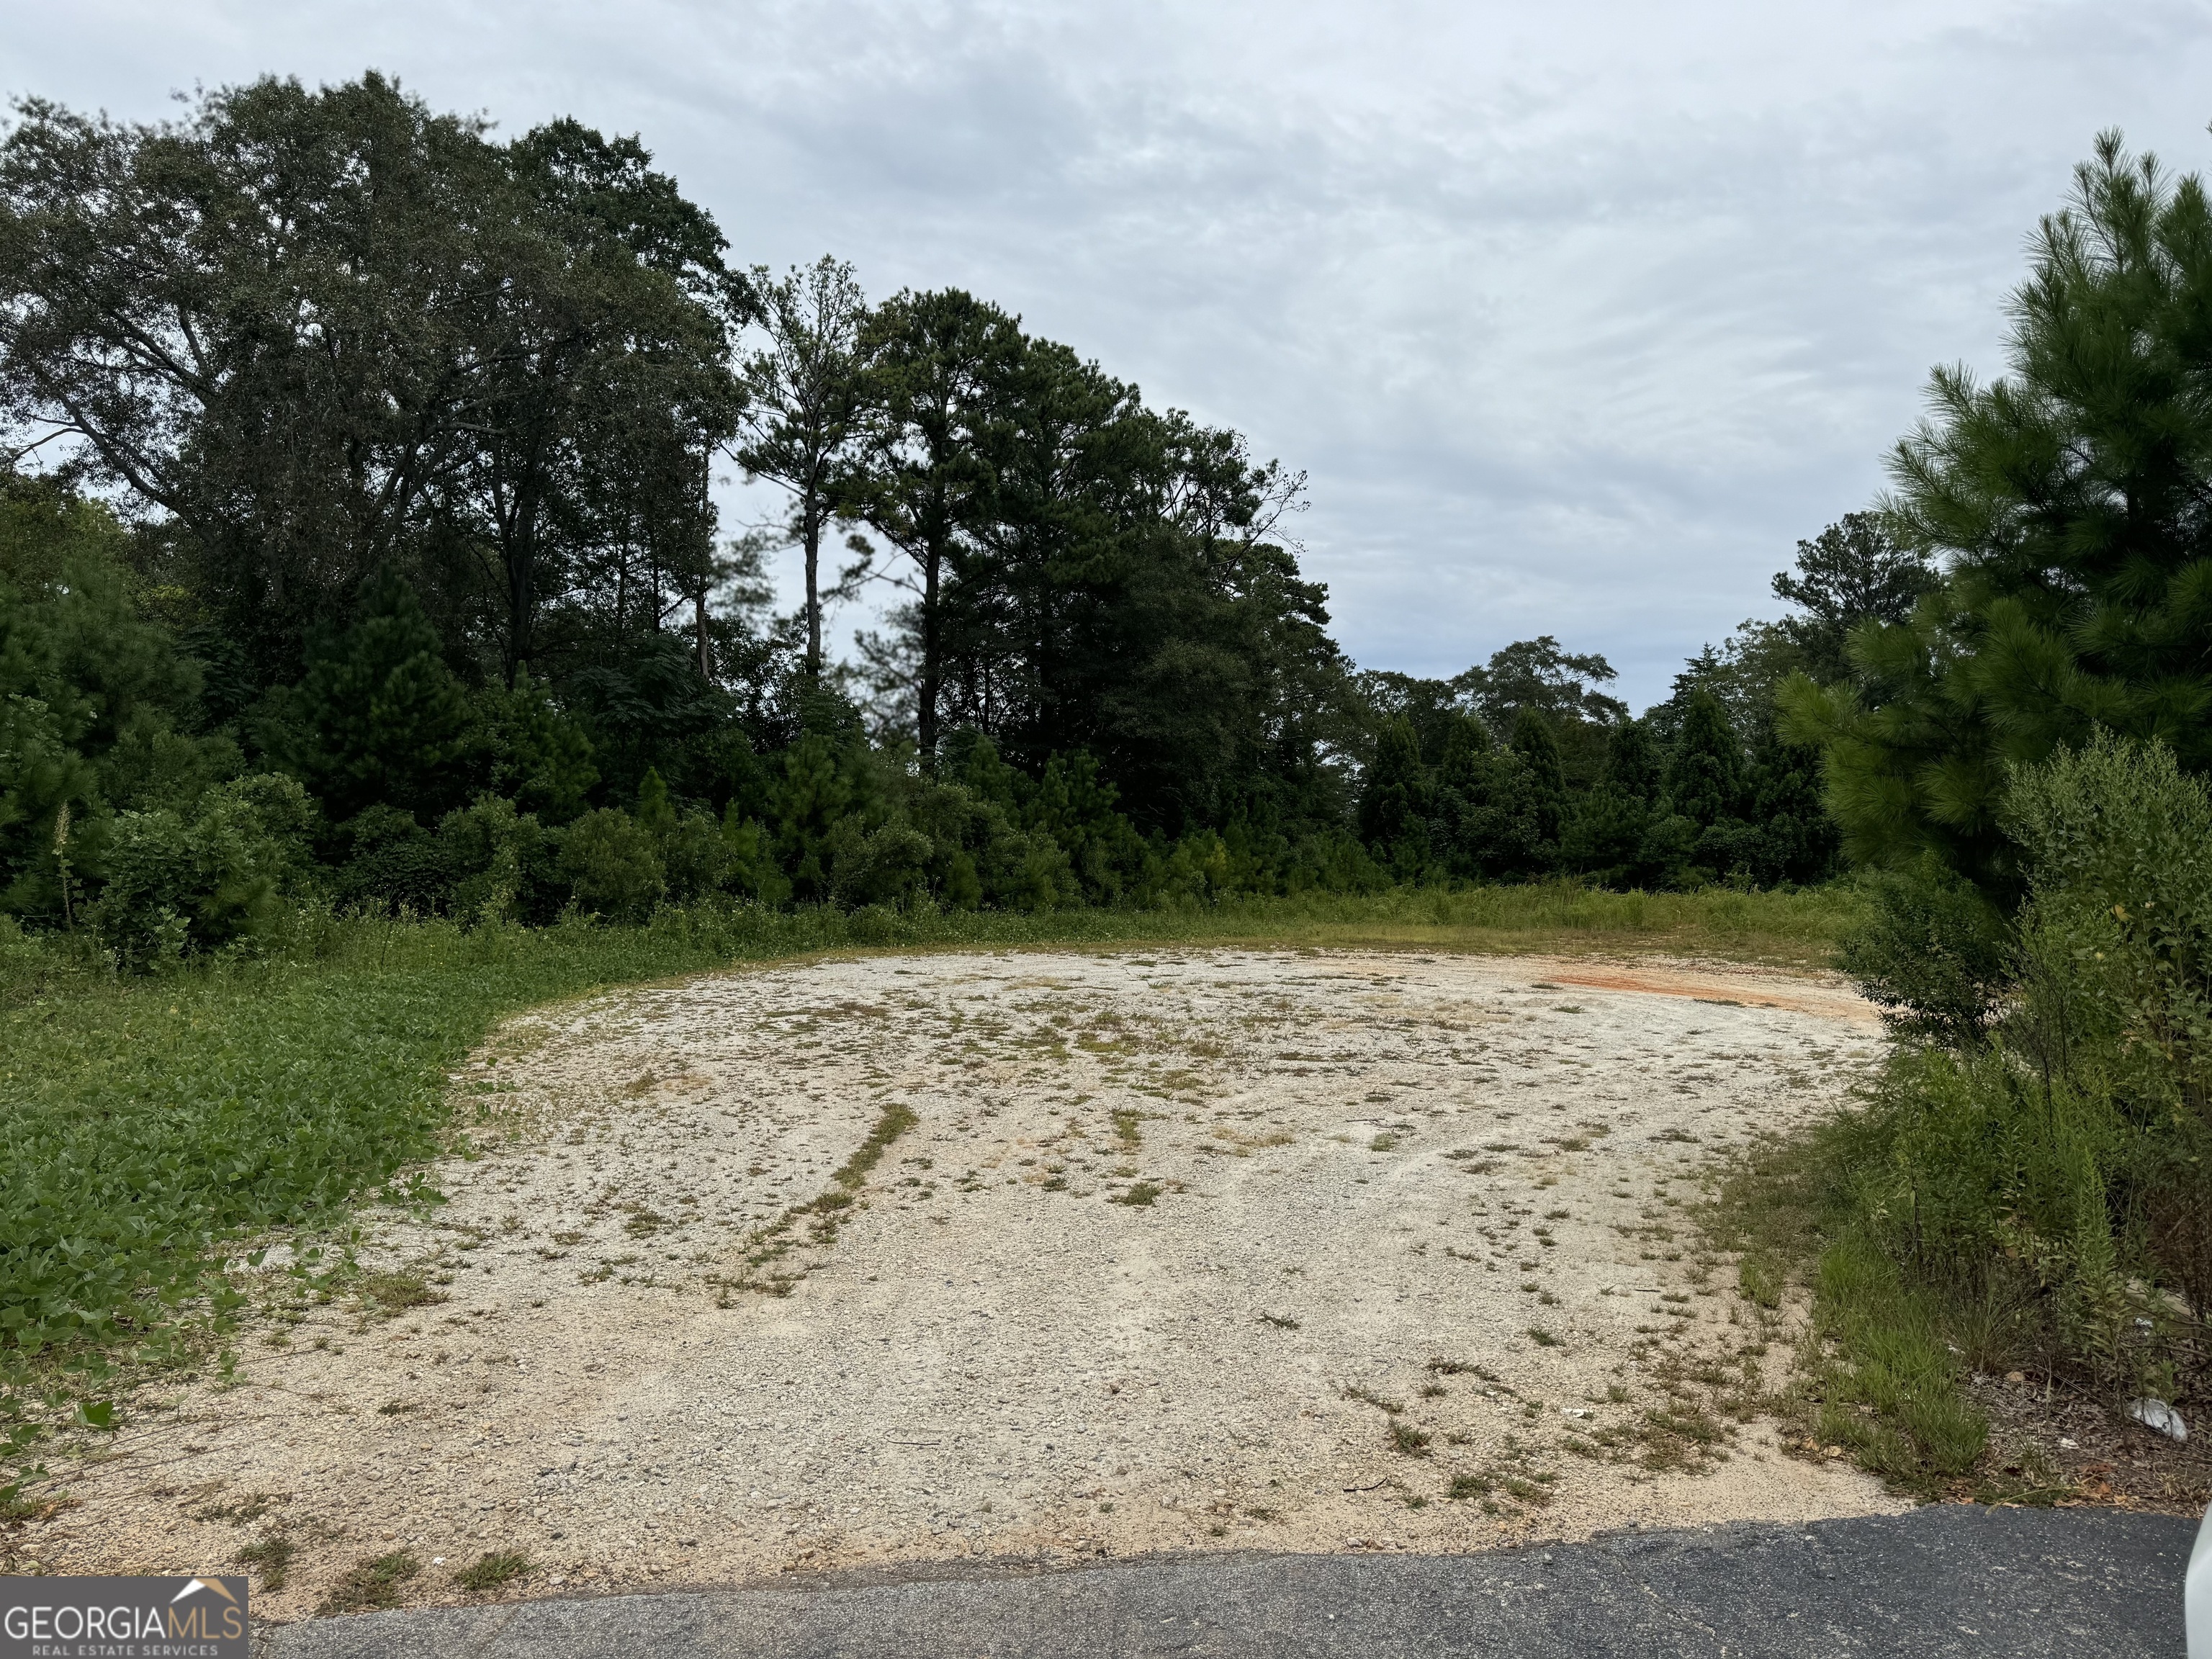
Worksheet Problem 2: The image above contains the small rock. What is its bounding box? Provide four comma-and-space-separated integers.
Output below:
2057, 1437, 2078, 1450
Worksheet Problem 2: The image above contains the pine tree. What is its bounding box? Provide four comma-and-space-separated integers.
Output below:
1665, 691, 1745, 829
1563, 718, 1663, 886
1357, 714, 1431, 863
1745, 731, 1838, 885
1785, 133, 2212, 892
1601, 718, 1663, 804
270, 567, 476, 822
635, 767, 678, 837
1771, 513, 1934, 685
1507, 708, 1566, 863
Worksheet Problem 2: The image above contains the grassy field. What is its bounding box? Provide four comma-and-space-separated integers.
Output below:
0, 881, 1860, 1485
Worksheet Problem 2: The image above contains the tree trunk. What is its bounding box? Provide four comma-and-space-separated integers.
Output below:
802, 494, 823, 682
919, 539, 942, 768
503, 491, 536, 688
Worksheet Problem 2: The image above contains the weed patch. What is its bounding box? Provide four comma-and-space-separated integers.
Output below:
318, 1549, 421, 1616
453, 1550, 530, 1592
238, 1534, 295, 1591
1388, 1421, 1432, 1457
1342, 1384, 1404, 1414
831, 1104, 920, 1190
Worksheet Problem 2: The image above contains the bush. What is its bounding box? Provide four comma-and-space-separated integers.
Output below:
559, 809, 664, 922
438, 795, 558, 923
1833, 735, 2211, 1407
94, 773, 314, 963
719, 811, 791, 906
1836, 853, 2012, 1045
828, 819, 932, 909
330, 804, 457, 917
655, 811, 732, 904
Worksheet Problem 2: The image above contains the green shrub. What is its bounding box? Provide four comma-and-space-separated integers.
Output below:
907, 780, 1074, 912
330, 804, 457, 917
1831, 735, 2211, 1411
477, 669, 596, 823
1836, 853, 2012, 1045
719, 811, 791, 906
438, 795, 557, 922
662, 815, 730, 902
830, 819, 932, 909
559, 809, 664, 922
94, 774, 314, 963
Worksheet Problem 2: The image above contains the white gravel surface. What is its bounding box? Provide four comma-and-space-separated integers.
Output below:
26, 948, 1906, 1613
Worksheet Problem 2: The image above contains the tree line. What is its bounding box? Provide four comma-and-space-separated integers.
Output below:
12, 79, 2200, 969
0, 73, 1889, 952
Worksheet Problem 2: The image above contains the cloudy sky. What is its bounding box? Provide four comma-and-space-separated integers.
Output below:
7, 1, 2211, 707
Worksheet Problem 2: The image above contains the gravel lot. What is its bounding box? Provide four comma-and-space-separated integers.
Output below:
24, 948, 1905, 1614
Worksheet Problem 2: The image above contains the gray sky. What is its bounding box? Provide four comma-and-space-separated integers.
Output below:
8, 0, 2212, 709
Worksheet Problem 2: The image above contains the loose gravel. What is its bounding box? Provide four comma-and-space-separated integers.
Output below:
23, 948, 1907, 1613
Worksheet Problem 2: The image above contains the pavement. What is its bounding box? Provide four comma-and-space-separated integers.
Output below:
257, 1504, 2196, 1658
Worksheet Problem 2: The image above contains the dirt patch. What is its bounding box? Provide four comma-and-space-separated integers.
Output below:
1964, 1372, 2211, 1513
1531, 958, 1880, 1024
14, 949, 1905, 1609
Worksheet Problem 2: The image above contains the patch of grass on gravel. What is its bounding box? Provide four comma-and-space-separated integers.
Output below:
318, 1549, 420, 1615
238, 1533, 295, 1591
832, 1103, 920, 1190
453, 1550, 530, 1592
1388, 1421, 1433, 1457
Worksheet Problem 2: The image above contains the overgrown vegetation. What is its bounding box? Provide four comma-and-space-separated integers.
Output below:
1709, 131, 2212, 1498
1719, 738, 2211, 1493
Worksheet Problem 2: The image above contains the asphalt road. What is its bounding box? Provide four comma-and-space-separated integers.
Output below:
257, 1505, 2195, 1658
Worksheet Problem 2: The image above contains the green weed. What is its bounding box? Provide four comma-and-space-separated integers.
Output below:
1388, 1421, 1432, 1457
318, 1550, 421, 1615
453, 1550, 530, 1592
238, 1533, 295, 1591
1342, 1384, 1403, 1414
